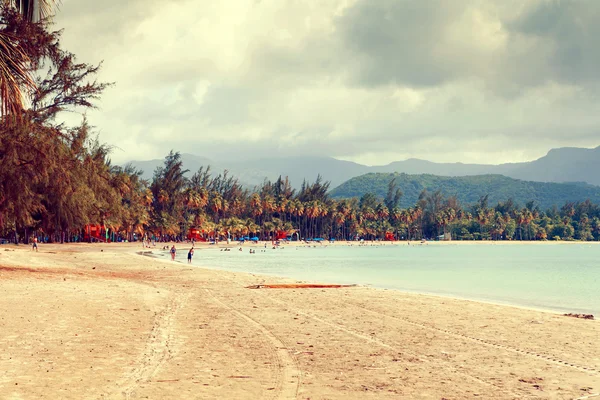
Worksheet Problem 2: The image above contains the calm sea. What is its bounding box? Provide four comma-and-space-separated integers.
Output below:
166, 243, 600, 316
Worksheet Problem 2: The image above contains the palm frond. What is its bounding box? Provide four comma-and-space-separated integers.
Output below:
0, 31, 34, 115
37, 0, 60, 20
9, 0, 61, 22
0, 0, 61, 115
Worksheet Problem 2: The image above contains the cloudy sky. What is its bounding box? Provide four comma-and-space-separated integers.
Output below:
54, 0, 600, 165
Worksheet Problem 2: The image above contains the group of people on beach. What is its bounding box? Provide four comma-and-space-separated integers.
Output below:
169, 245, 195, 264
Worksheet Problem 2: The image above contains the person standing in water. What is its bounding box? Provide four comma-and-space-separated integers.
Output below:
170, 245, 176, 261
187, 248, 194, 264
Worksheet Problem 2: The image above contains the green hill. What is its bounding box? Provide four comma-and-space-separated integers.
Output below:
329, 173, 600, 210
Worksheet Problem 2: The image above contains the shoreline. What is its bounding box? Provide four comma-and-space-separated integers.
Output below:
149, 248, 593, 317
212, 266, 600, 319
1, 243, 599, 399
8, 240, 600, 318
147, 244, 600, 318
6, 238, 593, 248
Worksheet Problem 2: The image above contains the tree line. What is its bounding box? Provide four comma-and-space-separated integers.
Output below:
1, 3, 599, 244
3, 143, 600, 243
143, 159, 600, 242
330, 172, 600, 212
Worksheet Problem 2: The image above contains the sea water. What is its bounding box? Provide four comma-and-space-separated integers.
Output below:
165, 243, 600, 316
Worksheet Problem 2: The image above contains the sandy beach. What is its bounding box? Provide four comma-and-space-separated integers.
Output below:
1, 242, 599, 399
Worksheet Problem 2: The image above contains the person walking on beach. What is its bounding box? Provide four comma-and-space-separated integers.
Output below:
170, 245, 176, 261
32, 237, 38, 252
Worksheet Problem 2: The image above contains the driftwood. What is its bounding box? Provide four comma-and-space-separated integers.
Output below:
563, 313, 594, 320
246, 284, 357, 289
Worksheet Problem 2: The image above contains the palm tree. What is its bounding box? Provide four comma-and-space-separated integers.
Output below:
305, 200, 319, 238
491, 212, 506, 240
243, 218, 259, 238
362, 206, 375, 222
277, 198, 289, 222
262, 195, 275, 218
203, 221, 216, 240
209, 193, 223, 222
318, 201, 329, 238
181, 188, 201, 236
399, 209, 410, 240
282, 221, 296, 238
192, 212, 209, 229
521, 208, 534, 240
292, 199, 304, 239
333, 211, 345, 240
184, 188, 202, 210
262, 221, 275, 241
476, 208, 491, 239
591, 217, 600, 241
230, 218, 247, 239
410, 206, 423, 239
1, 0, 59, 116
442, 208, 456, 239
221, 199, 230, 218
7, 0, 57, 21
249, 193, 263, 224
0, 31, 33, 115
230, 196, 243, 217
375, 204, 389, 221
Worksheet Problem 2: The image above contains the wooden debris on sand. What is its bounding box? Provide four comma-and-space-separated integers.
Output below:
246, 283, 357, 289
563, 313, 594, 320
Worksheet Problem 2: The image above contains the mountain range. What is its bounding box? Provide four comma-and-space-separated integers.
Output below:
126, 146, 600, 189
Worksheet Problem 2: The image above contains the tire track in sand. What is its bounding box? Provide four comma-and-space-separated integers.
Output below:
352, 304, 600, 377
213, 272, 517, 397
204, 288, 300, 400
254, 290, 522, 399
116, 291, 188, 400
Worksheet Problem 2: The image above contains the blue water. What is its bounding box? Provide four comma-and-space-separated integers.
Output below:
166, 243, 600, 315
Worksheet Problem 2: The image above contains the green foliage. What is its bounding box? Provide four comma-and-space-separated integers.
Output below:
384, 178, 402, 210
359, 193, 378, 210
0, 7, 116, 242
330, 173, 600, 211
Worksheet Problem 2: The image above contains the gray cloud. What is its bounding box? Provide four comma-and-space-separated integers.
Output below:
51, 0, 600, 166
509, 0, 600, 86
337, 0, 470, 87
